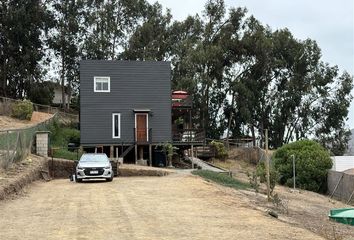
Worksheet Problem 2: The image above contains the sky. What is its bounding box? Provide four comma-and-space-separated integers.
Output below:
148, 0, 354, 128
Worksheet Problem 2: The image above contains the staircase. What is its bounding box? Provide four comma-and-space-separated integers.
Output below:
120, 145, 135, 158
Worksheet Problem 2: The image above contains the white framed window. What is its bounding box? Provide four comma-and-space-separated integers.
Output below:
112, 113, 121, 138
94, 76, 110, 92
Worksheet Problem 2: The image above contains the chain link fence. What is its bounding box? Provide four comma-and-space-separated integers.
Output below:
0, 116, 55, 169
328, 170, 354, 205
0, 96, 58, 115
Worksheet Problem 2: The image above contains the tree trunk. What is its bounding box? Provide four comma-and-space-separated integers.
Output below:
66, 83, 71, 110
226, 92, 235, 149
61, 55, 66, 110
250, 124, 256, 147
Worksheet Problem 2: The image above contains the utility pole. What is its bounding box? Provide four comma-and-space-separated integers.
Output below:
265, 129, 270, 201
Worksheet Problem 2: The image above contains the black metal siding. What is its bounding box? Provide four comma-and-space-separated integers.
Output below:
80, 60, 171, 145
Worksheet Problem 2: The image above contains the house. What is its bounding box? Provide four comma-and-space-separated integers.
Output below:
80, 60, 172, 165
331, 156, 354, 172
52, 83, 70, 106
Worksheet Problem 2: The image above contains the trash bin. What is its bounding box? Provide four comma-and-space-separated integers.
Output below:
67, 143, 77, 152
153, 150, 166, 167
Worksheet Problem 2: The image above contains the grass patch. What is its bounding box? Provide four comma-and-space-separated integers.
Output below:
52, 148, 83, 161
192, 170, 250, 190
48, 119, 81, 161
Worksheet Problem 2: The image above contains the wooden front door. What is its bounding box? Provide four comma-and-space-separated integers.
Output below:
136, 114, 147, 142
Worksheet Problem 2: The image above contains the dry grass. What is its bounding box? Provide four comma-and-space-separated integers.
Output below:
0, 174, 324, 240
213, 157, 354, 240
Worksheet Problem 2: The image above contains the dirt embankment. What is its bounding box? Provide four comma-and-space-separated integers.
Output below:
0, 111, 53, 131
0, 154, 48, 201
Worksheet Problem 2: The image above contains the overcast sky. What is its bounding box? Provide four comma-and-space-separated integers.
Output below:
148, 0, 354, 128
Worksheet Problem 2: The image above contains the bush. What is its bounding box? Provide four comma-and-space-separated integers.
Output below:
48, 119, 80, 147
273, 140, 332, 193
256, 162, 278, 194
210, 141, 228, 160
11, 100, 33, 120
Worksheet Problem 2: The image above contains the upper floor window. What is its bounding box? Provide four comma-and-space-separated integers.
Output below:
94, 76, 110, 92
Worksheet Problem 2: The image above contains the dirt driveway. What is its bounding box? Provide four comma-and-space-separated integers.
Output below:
0, 173, 323, 240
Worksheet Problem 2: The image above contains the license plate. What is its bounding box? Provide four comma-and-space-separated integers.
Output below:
90, 170, 98, 174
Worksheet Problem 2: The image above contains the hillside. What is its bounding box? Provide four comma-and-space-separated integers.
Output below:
0, 112, 53, 131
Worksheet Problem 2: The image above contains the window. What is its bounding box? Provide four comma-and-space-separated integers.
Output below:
94, 77, 110, 92
112, 113, 121, 138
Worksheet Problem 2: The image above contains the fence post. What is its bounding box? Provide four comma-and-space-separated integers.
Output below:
6, 131, 10, 164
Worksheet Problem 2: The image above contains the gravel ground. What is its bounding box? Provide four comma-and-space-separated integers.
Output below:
0, 173, 324, 240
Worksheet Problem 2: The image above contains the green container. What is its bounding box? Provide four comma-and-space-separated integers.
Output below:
329, 208, 354, 226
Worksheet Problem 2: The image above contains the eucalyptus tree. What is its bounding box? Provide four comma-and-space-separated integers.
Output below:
47, 0, 84, 109
81, 0, 148, 60
0, 0, 49, 99
121, 2, 173, 61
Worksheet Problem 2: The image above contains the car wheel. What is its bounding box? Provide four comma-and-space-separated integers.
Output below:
106, 175, 113, 182
76, 175, 82, 182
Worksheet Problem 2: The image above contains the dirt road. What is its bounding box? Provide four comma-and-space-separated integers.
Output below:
0, 173, 324, 240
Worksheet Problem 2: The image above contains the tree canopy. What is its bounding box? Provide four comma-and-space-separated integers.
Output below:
0, 0, 353, 154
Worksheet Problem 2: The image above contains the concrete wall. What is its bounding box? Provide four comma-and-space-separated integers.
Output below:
331, 156, 354, 172
328, 170, 354, 204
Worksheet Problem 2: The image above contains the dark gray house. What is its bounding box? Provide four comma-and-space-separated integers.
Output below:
80, 60, 171, 164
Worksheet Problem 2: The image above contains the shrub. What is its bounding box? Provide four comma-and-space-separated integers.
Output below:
273, 140, 332, 193
11, 100, 33, 120
48, 119, 80, 147
256, 162, 278, 194
210, 141, 228, 160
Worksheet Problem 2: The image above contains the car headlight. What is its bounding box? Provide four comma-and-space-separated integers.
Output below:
77, 165, 83, 170
104, 165, 111, 169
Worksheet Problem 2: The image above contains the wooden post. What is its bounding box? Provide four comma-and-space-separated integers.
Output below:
6, 130, 10, 161
149, 144, 152, 166
191, 145, 194, 159
265, 129, 270, 201
134, 144, 138, 164
110, 145, 114, 159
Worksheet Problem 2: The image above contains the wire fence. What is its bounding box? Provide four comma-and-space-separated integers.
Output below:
0, 96, 58, 115
328, 170, 354, 205
0, 115, 55, 169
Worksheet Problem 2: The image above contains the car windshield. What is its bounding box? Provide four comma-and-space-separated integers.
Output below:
79, 154, 108, 162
